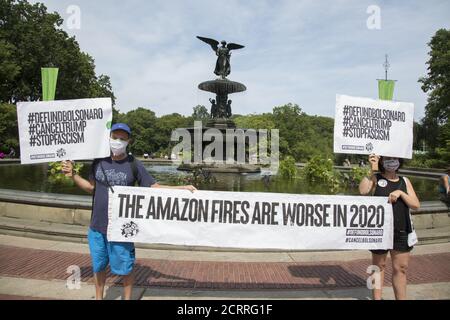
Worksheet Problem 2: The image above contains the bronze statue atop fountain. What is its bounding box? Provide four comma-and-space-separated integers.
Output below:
197, 36, 246, 125
197, 36, 244, 79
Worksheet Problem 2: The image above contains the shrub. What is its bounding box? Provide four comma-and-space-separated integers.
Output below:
278, 156, 297, 179
47, 161, 84, 185
302, 156, 341, 192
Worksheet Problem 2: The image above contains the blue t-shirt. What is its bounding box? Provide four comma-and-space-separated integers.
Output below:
89, 156, 156, 234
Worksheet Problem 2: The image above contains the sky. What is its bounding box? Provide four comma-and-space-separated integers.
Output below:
33, 0, 450, 120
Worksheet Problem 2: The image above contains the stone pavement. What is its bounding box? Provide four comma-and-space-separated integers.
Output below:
0, 235, 449, 300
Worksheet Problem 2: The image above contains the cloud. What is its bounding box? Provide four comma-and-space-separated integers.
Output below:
33, 0, 450, 120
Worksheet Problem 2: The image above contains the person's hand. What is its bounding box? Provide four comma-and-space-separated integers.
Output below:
61, 160, 74, 178
388, 190, 403, 204
183, 185, 197, 193
368, 153, 380, 172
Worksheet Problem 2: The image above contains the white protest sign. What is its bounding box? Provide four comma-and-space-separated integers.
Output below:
17, 98, 112, 164
108, 187, 394, 250
334, 94, 414, 159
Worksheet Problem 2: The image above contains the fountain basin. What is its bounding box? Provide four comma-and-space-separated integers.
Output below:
198, 79, 246, 94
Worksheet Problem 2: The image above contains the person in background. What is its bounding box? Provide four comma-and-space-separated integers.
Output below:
439, 167, 450, 206
359, 153, 420, 300
359, 159, 365, 167
62, 123, 196, 300
7, 147, 15, 158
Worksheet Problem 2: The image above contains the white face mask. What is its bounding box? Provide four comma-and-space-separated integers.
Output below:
110, 138, 128, 156
383, 159, 400, 172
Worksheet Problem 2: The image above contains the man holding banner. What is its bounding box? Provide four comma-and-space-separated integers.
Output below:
359, 154, 420, 300
62, 123, 196, 300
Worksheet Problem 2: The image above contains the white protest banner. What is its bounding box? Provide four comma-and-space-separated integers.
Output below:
334, 94, 414, 159
17, 98, 112, 164
108, 187, 394, 250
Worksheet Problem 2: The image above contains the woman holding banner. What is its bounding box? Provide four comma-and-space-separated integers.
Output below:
359, 154, 420, 300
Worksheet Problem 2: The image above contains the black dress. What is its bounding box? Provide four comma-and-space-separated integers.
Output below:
371, 173, 413, 254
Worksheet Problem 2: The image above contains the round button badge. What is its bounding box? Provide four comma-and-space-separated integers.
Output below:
377, 179, 388, 187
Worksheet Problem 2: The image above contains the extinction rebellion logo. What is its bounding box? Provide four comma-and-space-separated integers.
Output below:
121, 221, 139, 238
365, 142, 373, 152
56, 148, 66, 158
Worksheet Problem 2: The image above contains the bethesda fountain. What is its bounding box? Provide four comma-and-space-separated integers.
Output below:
177, 36, 260, 173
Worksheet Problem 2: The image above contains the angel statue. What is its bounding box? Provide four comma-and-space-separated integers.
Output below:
197, 36, 244, 79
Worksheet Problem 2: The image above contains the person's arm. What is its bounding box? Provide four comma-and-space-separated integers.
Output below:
151, 182, 197, 193
61, 161, 95, 194
359, 154, 379, 195
442, 175, 450, 194
388, 177, 420, 210
134, 160, 197, 193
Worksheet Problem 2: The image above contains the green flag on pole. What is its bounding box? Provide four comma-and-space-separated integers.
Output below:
378, 79, 395, 100
41, 67, 59, 101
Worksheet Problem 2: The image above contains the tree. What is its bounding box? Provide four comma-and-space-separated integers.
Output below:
0, 0, 115, 103
90, 74, 116, 106
116, 108, 192, 156
0, 40, 21, 100
0, 103, 19, 152
234, 113, 275, 130
154, 113, 191, 155
0, 0, 116, 156
234, 103, 336, 163
418, 28, 450, 153
191, 105, 209, 124
120, 108, 158, 155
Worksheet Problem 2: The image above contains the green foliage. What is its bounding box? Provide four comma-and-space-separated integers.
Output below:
47, 161, 83, 185
300, 158, 372, 193
406, 151, 449, 168
0, 0, 115, 103
405, 153, 428, 168
120, 107, 157, 155
155, 113, 192, 153
233, 104, 334, 163
415, 28, 450, 167
192, 105, 209, 124
341, 166, 371, 189
115, 108, 193, 156
419, 28, 450, 126
234, 113, 275, 130
278, 156, 297, 179
349, 166, 371, 184
0, 103, 19, 152
302, 156, 333, 182
0, 40, 21, 100
1, 2, 446, 170
301, 156, 340, 192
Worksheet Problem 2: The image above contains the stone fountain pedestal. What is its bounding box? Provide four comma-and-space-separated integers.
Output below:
177, 78, 261, 173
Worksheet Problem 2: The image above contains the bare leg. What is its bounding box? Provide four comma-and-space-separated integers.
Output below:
93, 270, 106, 300
371, 252, 388, 300
122, 272, 134, 300
391, 250, 410, 300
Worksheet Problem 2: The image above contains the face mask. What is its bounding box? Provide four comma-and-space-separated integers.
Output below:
383, 159, 400, 171
110, 138, 128, 156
